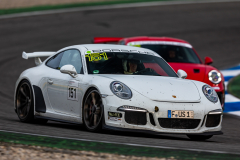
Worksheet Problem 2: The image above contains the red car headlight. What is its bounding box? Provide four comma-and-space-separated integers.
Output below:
208, 70, 222, 84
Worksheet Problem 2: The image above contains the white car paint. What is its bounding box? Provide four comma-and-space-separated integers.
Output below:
14, 44, 222, 134
99, 75, 201, 103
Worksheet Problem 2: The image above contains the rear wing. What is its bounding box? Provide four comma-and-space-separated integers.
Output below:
22, 51, 55, 66
93, 37, 123, 44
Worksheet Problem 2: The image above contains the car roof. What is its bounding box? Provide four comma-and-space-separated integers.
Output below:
79, 44, 161, 57
124, 36, 192, 48
82, 44, 151, 51
125, 36, 190, 44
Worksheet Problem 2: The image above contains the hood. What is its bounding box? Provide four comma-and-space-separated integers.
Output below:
97, 75, 201, 103
169, 63, 206, 82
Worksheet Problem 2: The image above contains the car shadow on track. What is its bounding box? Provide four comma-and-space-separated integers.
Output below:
44, 121, 216, 142
6, 119, 216, 142
101, 129, 204, 142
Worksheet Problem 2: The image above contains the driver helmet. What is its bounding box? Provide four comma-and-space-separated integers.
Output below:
122, 59, 140, 72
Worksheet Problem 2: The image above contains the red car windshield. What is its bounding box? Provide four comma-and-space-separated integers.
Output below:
139, 44, 201, 64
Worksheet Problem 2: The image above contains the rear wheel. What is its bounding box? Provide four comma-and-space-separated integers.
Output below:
83, 89, 103, 132
187, 135, 213, 141
16, 80, 48, 124
16, 80, 34, 122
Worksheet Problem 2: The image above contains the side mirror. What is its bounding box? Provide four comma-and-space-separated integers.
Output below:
60, 65, 78, 78
177, 69, 187, 79
205, 57, 213, 65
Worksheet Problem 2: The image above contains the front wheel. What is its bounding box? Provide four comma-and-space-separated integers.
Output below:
187, 135, 213, 141
83, 89, 104, 132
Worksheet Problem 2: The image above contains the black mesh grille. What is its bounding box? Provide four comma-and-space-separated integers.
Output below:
206, 114, 221, 127
158, 118, 200, 129
149, 113, 156, 126
125, 111, 147, 125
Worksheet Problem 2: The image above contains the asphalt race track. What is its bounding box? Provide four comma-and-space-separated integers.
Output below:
0, 1, 240, 155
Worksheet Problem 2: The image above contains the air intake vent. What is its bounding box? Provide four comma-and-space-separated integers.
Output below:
125, 111, 147, 125
158, 118, 200, 129
206, 114, 221, 127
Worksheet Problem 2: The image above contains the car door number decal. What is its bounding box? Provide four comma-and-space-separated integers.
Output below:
68, 86, 78, 101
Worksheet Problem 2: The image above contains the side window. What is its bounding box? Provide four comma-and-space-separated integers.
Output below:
118, 40, 125, 45
59, 49, 83, 74
46, 52, 64, 69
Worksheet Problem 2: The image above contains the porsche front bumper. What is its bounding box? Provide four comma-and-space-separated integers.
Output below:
102, 92, 222, 135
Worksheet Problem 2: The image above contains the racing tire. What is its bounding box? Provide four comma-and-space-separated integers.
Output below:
16, 80, 35, 123
187, 135, 213, 141
83, 88, 104, 132
16, 80, 48, 124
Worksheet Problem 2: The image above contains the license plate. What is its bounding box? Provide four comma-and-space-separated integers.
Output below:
168, 110, 194, 118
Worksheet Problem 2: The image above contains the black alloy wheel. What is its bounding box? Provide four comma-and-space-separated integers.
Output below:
187, 135, 213, 141
83, 89, 104, 132
16, 80, 34, 122
16, 80, 47, 124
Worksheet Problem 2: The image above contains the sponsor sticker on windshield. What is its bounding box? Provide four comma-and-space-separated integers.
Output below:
85, 52, 108, 61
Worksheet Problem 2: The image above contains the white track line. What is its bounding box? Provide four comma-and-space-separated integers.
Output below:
1, 0, 240, 19
225, 94, 240, 103
221, 70, 240, 77
0, 129, 238, 155
229, 111, 240, 117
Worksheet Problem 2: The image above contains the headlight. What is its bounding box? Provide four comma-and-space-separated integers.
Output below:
208, 70, 221, 84
110, 81, 132, 99
202, 85, 218, 103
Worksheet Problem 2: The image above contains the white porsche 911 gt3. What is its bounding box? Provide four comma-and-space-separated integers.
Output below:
14, 44, 223, 140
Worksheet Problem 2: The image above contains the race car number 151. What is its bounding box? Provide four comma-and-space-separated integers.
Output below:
68, 86, 78, 101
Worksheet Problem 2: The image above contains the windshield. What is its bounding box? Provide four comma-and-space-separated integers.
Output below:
85, 52, 178, 77
139, 44, 201, 64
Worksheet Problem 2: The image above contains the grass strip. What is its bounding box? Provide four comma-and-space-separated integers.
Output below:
0, 131, 239, 160
228, 74, 240, 99
0, 0, 180, 16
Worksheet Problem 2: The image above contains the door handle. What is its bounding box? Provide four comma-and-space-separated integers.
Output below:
48, 79, 53, 84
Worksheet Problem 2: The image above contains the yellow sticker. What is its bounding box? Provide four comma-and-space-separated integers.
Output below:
85, 52, 108, 62
133, 45, 141, 47
129, 44, 141, 47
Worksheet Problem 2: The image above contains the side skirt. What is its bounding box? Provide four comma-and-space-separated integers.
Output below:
35, 115, 82, 125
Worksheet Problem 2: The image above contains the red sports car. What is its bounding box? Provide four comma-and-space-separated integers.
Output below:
93, 36, 225, 109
